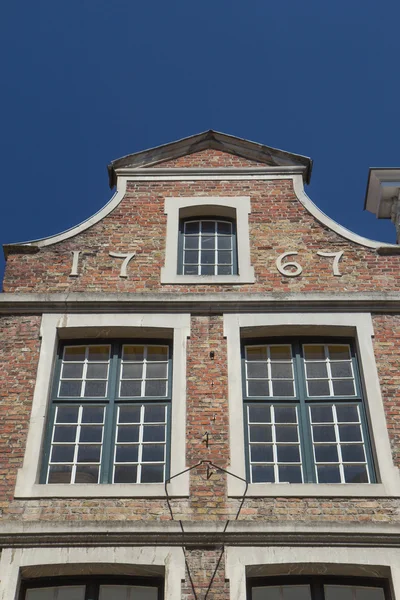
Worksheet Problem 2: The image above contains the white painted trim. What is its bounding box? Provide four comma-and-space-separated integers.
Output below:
0, 546, 184, 600
292, 175, 397, 249
161, 196, 255, 284
226, 546, 400, 600
14, 313, 190, 498
224, 312, 400, 497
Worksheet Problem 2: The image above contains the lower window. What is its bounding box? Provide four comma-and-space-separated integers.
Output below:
243, 339, 375, 484
21, 576, 164, 600
247, 577, 388, 600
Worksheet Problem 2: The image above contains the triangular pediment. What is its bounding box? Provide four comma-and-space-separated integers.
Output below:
107, 130, 313, 187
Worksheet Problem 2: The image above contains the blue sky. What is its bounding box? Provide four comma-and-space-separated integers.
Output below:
1, 0, 399, 283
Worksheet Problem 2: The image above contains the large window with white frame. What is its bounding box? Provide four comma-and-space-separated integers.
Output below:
243, 338, 375, 485
20, 576, 164, 600
247, 576, 389, 600
41, 340, 171, 485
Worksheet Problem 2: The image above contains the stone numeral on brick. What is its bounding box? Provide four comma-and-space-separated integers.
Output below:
276, 251, 303, 277
317, 250, 344, 276
109, 251, 136, 278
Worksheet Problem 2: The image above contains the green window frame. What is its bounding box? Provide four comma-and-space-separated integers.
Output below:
20, 575, 164, 600
242, 338, 376, 485
177, 217, 238, 275
246, 576, 390, 600
40, 340, 172, 485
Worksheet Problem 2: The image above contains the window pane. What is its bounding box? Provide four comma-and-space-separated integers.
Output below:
250, 425, 272, 443
118, 406, 141, 423
141, 464, 164, 483
275, 426, 298, 443
144, 405, 166, 422
123, 346, 144, 361
274, 407, 297, 423
64, 347, 86, 361
26, 587, 86, 600
86, 364, 108, 379
330, 362, 353, 378
146, 363, 168, 378
80, 426, 103, 443
143, 425, 165, 442
246, 347, 267, 361
328, 345, 351, 360
278, 465, 303, 483
248, 405, 271, 423
341, 444, 365, 462
114, 464, 137, 483
218, 236, 231, 249
117, 426, 140, 443
62, 363, 84, 379
201, 221, 215, 234
48, 465, 72, 483
88, 346, 110, 361
185, 221, 199, 234
201, 250, 215, 264
250, 444, 274, 463
314, 445, 339, 463
120, 381, 142, 397
310, 405, 333, 423
142, 444, 165, 462
339, 424, 362, 442
247, 362, 268, 378
325, 586, 385, 600
82, 406, 104, 423
84, 381, 107, 397
248, 381, 269, 397
75, 465, 99, 483
312, 425, 336, 442
51, 445, 75, 463
200, 264, 214, 275
332, 379, 356, 396
184, 250, 199, 264
56, 406, 79, 423
218, 265, 232, 275
307, 380, 330, 396
272, 381, 294, 397
53, 426, 77, 443
218, 251, 231, 264
77, 445, 101, 463
344, 465, 369, 483
317, 464, 341, 483
305, 362, 328, 379
59, 381, 82, 397
184, 235, 199, 249
277, 445, 300, 462
201, 236, 215, 250
270, 363, 293, 379
217, 221, 231, 235
99, 586, 158, 600
184, 265, 198, 274
145, 380, 167, 396
270, 346, 292, 360
303, 345, 325, 360
336, 405, 359, 422
147, 347, 168, 361
115, 445, 139, 463
251, 465, 274, 483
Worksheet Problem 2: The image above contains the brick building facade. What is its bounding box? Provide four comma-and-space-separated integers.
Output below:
0, 130, 399, 599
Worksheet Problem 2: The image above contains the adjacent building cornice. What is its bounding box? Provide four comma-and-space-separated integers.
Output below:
2, 292, 400, 315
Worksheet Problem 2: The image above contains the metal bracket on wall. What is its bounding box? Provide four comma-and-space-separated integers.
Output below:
164, 460, 249, 600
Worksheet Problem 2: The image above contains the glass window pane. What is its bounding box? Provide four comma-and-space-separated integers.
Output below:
341, 444, 365, 462
339, 424, 362, 442
271, 380, 294, 396
248, 380, 269, 397
303, 345, 325, 360
143, 425, 165, 442
317, 464, 341, 483
202, 221, 215, 234
332, 380, 356, 396
336, 405, 359, 422
252, 586, 280, 600
344, 465, 369, 483
270, 346, 292, 360
184, 250, 199, 264
247, 362, 268, 378
84, 381, 107, 397
184, 235, 199, 249
185, 221, 199, 234
51, 445, 75, 463
248, 405, 271, 423
270, 363, 293, 379
122, 362, 143, 378
62, 363, 84, 379
246, 347, 267, 361
145, 380, 167, 396
146, 363, 168, 378
183, 264, 198, 274
314, 445, 339, 463
114, 465, 137, 483
218, 236, 231, 249
142, 444, 165, 462
305, 362, 328, 379
328, 345, 351, 360
276, 445, 300, 462
218, 251, 231, 264
56, 406, 79, 423
307, 380, 331, 396
278, 465, 302, 483
118, 406, 141, 423
115, 445, 139, 463
82, 406, 104, 423
117, 426, 140, 443
147, 347, 168, 361
58, 588, 87, 600
79, 426, 103, 443
251, 465, 274, 483
330, 362, 353, 378
141, 464, 164, 483
283, 587, 312, 600
312, 425, 336, 442
274, 406, 297, 423
53, 426, 77, 443
27, 587, 86, 600
218, 265, 232, 275
64, 347, 86, 361
325, 586, 385, 600
88, 346, 110, 361
201, 236, 215, 250
120, 381, 142, 397
200, 264, 214, 275
77, 445, 101, 463
250, 444, 274, 463
123, 346, 144, 361
48, 465, 72, 484
249, 425, 272, 443
86, 364, 108, 379
75, 465, 99, 483
275, 426, 298, 442
59, 381, 82, 397
201, 250, 215, 265
217, 221, 231, 234
144, 405, 166, 422
310, 405, 333, 423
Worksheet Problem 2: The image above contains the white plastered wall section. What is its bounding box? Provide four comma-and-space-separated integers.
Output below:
225, 545, 400, 600
160, 196, 255, 284
14, 313, 190, 498
0, 546, 184, 600
224, 312, 400, 497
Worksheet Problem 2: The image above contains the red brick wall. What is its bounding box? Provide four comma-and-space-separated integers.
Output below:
149, 148, 270, 168
3, 178, 400, 294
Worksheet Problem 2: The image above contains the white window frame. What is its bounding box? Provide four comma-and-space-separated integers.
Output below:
14, 313, 190, 498
224, 312, 400, 497
161, 196, 255, 284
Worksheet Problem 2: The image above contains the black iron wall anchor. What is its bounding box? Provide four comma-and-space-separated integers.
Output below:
164, 460, 249, 600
